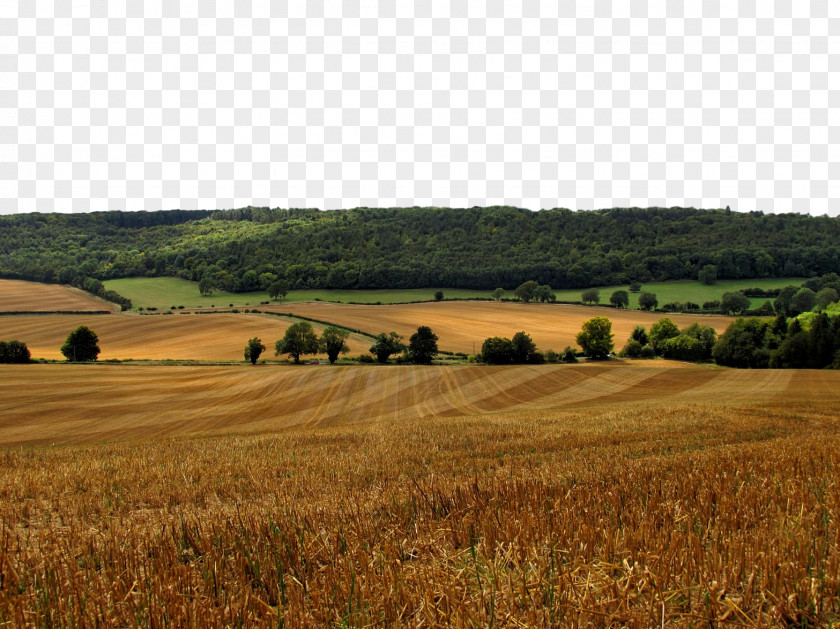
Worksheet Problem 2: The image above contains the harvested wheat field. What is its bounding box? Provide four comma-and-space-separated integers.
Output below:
266, 301, 737, 354
0, 362, 838, 625
0, 312, 370, 361
0, 278, 117, 312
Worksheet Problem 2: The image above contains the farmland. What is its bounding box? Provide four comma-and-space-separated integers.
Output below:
102, 276, 802, 311
0, 362, 838, 625
0, 278, 117, 312
266, 301, 737, 355
0, 312, 372, 361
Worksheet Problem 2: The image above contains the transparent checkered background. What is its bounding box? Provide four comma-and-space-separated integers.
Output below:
1, 1, 838, 215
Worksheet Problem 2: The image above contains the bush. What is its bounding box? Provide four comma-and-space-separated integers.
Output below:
357, 354, 375, 364
545, 349, 560, 363
0, 340, 31, 364
638, 292, 658, 311
702, 300, 721, 310
561, 346, 579, 363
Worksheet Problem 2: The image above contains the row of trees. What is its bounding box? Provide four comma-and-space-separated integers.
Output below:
0, 340, 30, 363
245, 324, 440, 365
4, 206, 840, 292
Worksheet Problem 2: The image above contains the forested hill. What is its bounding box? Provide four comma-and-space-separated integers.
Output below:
2, 206, 840, 292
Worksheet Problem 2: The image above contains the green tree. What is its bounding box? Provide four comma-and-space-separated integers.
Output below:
816, 287, 839, 310
791, 287, 817, 315
268, 279, 290, 301
369, 332, 405, 364
408, 326, 439, 364
199, 276, 214, 296
712, 318, 771, 368
481, 337, 514, 364
0, 340, 31, 364
773, 286, 799, 317
244, 337, 266, 364
511, 331, 539, 363
514, 280, 539, 303
275, 322, 320, 364
434, 290, 444, 301
649, 318, 680, 353
561, 345, 578, 363
629, 282, 642, 293
490, 288, 505, 301
575, 316, 614, 359
259, 272, 278, 290
720, 291, 750, 315
697, 264, 718, 285
609, 290, 629, 309
534, 284, 556, 303
630, 325, 648, 346
638, 292, 658, 311
61, 326, 100, 362
581, 288, 600, 305
320, 326, 350, 364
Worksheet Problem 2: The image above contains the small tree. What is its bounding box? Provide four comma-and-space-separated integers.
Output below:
514, 280, 539, 303
648, 318, 681, 354
0, 340, 31, 364
629, 282, 642, 293
561, 346, 579, 363
244, 337, 266, 364
534, 284, 556, 303
720, 291, 750, 315
630, 325, 648, 346
408, 326, 439, 364
481, 337, 514, 364
199, 276, 214, 296
791, 287, 817, 315
369, 332, 405, 364
61, 326, 100, 362
490, 288, 505, 301
434, 290, 444, 302
581, 288, 600, 305
638, 292, 658, 311
575, 316, 614, 359
697, 264, 718, 285
511, 331, 539, 363
816, 287, 839, 310
268, 279, 290, 301
275, 322, 320, 364
609, 290, 629, 309
320, 326, 350, 364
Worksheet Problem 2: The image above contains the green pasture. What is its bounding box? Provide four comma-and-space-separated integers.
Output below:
105, 276, 804, 311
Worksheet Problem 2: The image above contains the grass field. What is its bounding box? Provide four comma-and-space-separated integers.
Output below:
550, 277, 803, 308
0, 362, 838, 625
103, 276, 803, 311
0, 279, 118, 312
104, 277, 489, 309
0, 312, 372, 361
265, 301, 737, 354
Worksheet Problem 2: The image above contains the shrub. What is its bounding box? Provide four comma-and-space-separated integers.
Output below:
561, 346, 579, 363
357, 354, 375, 364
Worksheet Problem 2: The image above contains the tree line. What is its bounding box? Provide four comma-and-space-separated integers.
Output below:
3, 206, 840, 293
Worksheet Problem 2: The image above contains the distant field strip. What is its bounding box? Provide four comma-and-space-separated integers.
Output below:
0, 312, 369, 361
1, 363, 836, 446
0, 279, 116, 312
264, 301, 737, 353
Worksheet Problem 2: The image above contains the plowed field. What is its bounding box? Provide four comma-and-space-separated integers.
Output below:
0, 279, 116, 312
1, 362, 833, 446
0, 313, 370, 361
264, 301, 737, 353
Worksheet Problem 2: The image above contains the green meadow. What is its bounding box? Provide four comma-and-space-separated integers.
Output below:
104, 276, 803, 311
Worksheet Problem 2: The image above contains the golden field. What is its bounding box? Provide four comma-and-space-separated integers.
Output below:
1, 280, 838, 625
265, 301, 737, 354
0, 313, 372, 362
0, 279, 117, 312
0, 362, 838, 625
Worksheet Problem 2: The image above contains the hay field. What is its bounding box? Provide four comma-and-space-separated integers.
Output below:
0, 312, 370, 361
0, 279, 116, 312
266, 301, 737, 354
0, 363, 838, 625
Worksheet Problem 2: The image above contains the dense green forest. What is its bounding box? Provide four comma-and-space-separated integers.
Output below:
2, 206, 840, 292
